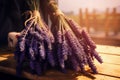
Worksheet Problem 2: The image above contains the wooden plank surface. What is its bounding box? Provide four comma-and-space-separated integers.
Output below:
0, 45, 120, 80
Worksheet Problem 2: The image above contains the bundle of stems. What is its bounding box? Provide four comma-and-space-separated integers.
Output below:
45, 0, 103, 73
14, 0, 55, 76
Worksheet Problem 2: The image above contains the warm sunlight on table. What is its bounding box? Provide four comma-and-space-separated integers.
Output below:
0, 45, 120, 80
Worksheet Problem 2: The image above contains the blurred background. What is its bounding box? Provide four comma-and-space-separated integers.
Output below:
58, 0, 120, 46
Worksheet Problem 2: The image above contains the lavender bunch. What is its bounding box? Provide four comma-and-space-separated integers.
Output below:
46, 0, 103, 74
14, 0, 55, 76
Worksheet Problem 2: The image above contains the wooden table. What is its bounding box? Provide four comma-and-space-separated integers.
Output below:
0, 45, 120, 80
